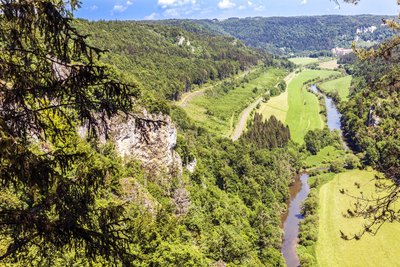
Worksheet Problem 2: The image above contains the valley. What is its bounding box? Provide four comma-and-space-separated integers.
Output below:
1, 3, 399, 267
182, 67, 286, 137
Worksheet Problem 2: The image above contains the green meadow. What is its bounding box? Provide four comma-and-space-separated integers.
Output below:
285, 69, 339, 143
289, 57, 320, 66
316, 169, 400, 267
183, 68, 285, 137
319, 75, 352, 101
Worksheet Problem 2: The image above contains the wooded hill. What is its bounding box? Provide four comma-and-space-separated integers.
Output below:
156, 15, 394, 54
75, 20, 291, 103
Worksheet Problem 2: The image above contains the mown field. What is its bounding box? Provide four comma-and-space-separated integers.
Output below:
289, 57, 320, 66
257, 89, 289, 123
256, 71, 296, 123
316, 169, 400, 267
183, 68, 285, 137
319, 75, 352, 101
318, 59, 339, 70
285, 69, 339, 143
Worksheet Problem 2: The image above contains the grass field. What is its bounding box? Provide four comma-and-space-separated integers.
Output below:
256, 71, 296, 123
319, 59, 339, 70
184, 68, 285, 137
285, 69, 339, 143
289, 57, 320, 66
319, 75, 352, 101
304, 146, 346, 169
258, 90, 289, 123
316, 169, 400, 267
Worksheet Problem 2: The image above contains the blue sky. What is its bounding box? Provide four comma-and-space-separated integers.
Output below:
75, 0, 399, 21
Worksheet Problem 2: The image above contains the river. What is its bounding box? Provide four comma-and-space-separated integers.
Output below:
280, 84, 343, 267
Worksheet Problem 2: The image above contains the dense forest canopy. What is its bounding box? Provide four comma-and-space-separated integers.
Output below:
0, 1, 298, 266
157, 15, 395, 54
74, 20, 291, 104
0, 0, 399, 265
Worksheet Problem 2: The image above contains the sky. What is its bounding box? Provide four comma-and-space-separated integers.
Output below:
75, 0, 400, 21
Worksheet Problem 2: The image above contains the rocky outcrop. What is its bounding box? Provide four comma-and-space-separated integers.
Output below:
110, 110, 183, 177
120, 177, 160, 215
172, 188, 191, 216
186, 157, 197, 173
368, 107, 381, 127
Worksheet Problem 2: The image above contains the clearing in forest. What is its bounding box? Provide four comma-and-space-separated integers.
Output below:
184, 68, 285, 137
316, 169, 400, 267
289, 57, 320, 66
319, 59, 339, 70
319, 75, 352, 101
285, 69, 339, 144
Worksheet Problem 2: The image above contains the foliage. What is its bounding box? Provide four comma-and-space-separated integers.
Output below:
170, 108, 302, 266
74, 19, 276, 101
304, 146, 346, 169
0, 0, 142, 264
297, 172, 336, 267
243, 114, 290, 149
340, 9, 400, 235
184, 68, 286, 137
304, 128, 342, 155
162, 16, 395, 54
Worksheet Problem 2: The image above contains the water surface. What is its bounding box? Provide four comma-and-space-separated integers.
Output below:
281, 174, 310, 267
281, 85, 345, 266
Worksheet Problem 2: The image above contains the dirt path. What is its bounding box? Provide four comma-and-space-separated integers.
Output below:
177, 68, 257, 108
231, 96, 264, 141
231, 70, 297, 141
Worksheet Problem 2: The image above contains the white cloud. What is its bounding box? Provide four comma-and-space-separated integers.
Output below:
89, 5, 98, 11
113, 1, 133, 13
218, 0, 236, 9
164, 8, 181, 17
113, 4, 127, 12
158, 0, 196, 8
253, 4, 264, 11
301, 0, 307, 5
144, 12, 159, 20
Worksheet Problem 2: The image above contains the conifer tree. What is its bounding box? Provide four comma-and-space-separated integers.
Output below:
0, 0, 139, 264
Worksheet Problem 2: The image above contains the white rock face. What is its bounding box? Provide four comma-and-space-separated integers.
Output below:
186, 157, 197, 173
178, 36, 185, 46
110, 110, 183, 176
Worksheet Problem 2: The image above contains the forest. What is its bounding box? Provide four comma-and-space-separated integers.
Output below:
157, 15, 394, 54
74, 20, 292, 103
0, 0, 399, 267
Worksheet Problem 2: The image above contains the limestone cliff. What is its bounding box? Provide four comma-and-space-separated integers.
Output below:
110, 110, 183, 177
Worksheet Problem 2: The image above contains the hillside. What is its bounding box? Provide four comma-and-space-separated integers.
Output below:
1, 2, 399, 267
158, 15, 394, 54
74, 20, 291, 103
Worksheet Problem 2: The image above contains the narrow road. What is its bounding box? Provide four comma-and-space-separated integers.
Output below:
178, 83, 215, 108
177, 68, 257, 108
231, 70, 297, 141
231, 97, 263, 141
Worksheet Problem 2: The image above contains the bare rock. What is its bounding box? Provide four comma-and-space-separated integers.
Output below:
110, 110, 183, 177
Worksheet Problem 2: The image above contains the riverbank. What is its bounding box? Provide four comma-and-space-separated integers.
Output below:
281, 173, 310, 267
280, 68, 349, 266
182, 68, 285, 137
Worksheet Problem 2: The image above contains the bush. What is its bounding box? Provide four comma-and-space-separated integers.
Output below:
344, 154, 361, 169
329, 158, 345, 173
